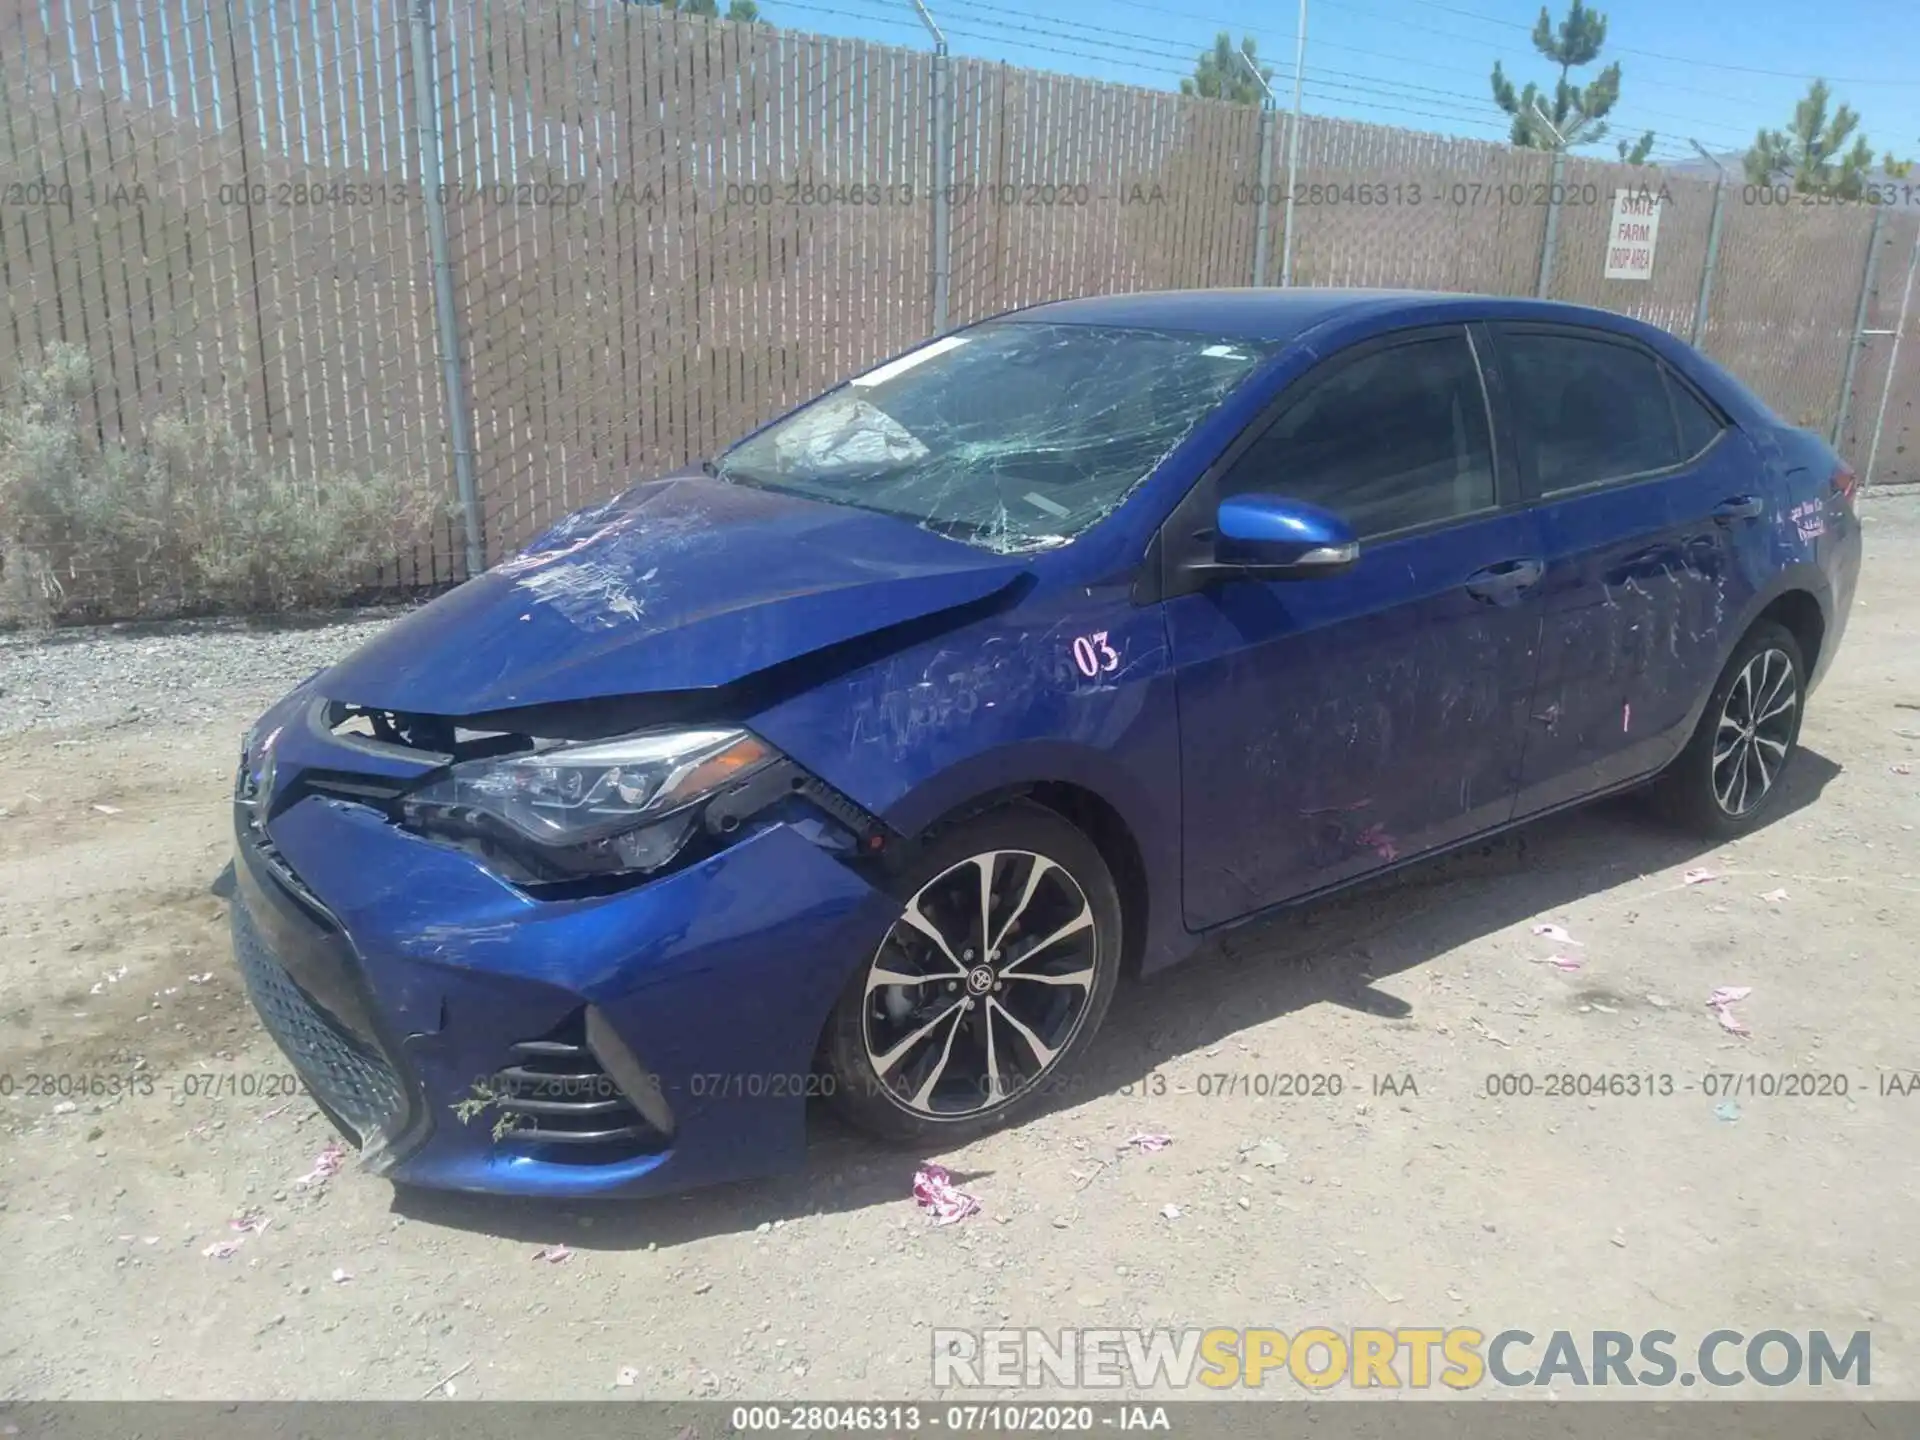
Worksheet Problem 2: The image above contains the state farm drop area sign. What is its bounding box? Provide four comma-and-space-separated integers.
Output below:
1604, 187, 1663, 281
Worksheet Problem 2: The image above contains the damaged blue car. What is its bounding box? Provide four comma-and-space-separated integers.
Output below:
229, 288, 1861, 1197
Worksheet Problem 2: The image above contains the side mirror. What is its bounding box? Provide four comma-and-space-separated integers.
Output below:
1196, 493, 1360, 582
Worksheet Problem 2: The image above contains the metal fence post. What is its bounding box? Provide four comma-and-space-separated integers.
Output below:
1689, 171, 1727, 348
915, 0, 952, 332
1235, 51, 1276, 288
1252, 105, 1274, 286
1278, 0, 1307, 287
216, 0, 277, 450
1863, 223, 1920, 488
1535, 150, 1565, 298
1833, 204, 1885, 450
408, 0, 484, 577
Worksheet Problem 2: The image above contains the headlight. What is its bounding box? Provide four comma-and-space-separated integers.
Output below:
400, 727, 776, 881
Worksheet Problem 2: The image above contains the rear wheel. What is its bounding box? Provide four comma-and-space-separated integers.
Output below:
1652, 620, 1805, 837
822, 803, 1123, 1145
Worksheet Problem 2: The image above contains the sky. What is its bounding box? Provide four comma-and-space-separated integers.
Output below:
751, 0, 1918, 172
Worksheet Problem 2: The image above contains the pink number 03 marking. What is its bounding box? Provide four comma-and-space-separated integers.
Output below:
1071, 631, 1120, 678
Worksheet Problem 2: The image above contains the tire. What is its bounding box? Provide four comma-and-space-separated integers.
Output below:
822, 801, 1124, 1146
1651, 620, 1806, 837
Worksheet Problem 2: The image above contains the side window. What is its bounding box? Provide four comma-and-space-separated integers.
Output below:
1498, 330, 1681, 493
1219, 334, 1495, 537
1666, 368, 1726, 459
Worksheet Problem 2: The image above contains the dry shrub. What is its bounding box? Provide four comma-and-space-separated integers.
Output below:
0, 344, 444, 624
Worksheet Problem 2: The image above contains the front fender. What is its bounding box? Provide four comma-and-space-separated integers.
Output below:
750, 587, 1196, 973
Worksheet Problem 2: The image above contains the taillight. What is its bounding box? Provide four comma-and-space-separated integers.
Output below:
1831, 462, 1859, 506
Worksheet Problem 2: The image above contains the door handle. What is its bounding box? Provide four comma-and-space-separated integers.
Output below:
1463, 557, 1545, 603
1713, 495, 1763, 523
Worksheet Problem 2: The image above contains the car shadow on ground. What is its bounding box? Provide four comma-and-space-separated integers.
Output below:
391, 749, 1842, 1248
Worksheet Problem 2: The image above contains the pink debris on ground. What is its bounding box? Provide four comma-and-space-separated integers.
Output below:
229, 1210, 271, 1235
293, 1140, 347, 1188
1123, 1133, 1173, 1153
531, 1244, 575, 1263
1683, 868, 1720, 885
201, 1240, 243, 1260
1535, 954, 1583, 972
1531, 923, 1582, 946
1707, 986, 1753, 1036
912, 1163, 980, 1226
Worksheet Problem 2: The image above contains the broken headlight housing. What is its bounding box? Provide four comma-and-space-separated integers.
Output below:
400, 727, 776, 883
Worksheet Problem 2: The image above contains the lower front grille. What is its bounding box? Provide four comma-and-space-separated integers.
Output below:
485, 1011, 672, 1158
232, 896, 406, 1146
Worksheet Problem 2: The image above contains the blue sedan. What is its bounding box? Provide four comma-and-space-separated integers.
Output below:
228, 288, 1862, 1197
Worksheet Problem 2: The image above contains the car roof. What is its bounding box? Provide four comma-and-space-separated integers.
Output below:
1003, 287, 1661, 347
993, 287, 1779, 428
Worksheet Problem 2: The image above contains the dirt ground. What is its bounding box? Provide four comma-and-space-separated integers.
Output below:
1, 495, 1917, 1403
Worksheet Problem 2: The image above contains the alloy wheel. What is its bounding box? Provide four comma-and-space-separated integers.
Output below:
861, 849, 1099, 1119
1712, 646, 1797, 817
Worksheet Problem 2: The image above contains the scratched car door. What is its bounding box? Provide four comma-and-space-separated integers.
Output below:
1166, 326, 1548, 931
1490, 323, 1762, 816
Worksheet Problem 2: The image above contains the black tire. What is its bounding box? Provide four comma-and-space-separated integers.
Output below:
822, 801, 1123, 1146
1651, 620, 1806, 837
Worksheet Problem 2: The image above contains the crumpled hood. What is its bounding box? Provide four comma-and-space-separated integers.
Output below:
320, 474, 1030, 714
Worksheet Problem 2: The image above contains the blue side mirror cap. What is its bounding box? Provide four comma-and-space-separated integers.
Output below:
1211, 493, 1360, 578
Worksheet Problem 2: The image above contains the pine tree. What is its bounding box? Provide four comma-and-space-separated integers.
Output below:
1181, 34, 1271, 107
1490, 1, 1654, 160
1745, 80, 1875, 199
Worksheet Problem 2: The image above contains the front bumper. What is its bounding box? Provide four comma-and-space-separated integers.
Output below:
230, 784, 899, 1198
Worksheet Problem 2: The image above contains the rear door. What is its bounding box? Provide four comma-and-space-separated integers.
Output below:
1489, 323, 1764, 817
1166, 325, 1549, 931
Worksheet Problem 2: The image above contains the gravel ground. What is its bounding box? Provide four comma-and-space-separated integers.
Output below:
0, 495, 1916, 1403
0, 609, 405, 738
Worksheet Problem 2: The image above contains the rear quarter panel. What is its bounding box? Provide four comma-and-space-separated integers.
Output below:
1661, 346, 1857, 697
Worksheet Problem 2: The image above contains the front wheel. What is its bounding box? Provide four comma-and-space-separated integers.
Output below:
821, 802, 1123, 1145
1651, 620, 1806, 837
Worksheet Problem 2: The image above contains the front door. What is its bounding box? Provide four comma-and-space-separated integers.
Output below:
1167, 326, 1548, 931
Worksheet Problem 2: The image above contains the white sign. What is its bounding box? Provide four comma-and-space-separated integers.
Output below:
1604, 187, 1663, 281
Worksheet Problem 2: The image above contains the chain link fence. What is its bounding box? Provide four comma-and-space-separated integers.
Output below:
2, 0, 1916, 619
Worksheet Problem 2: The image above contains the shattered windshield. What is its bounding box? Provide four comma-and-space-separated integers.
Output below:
714, 322, 1277, 552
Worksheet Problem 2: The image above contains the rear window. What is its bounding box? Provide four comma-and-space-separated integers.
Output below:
1499, 331, 1682, 493
1667, 370, 1726, 459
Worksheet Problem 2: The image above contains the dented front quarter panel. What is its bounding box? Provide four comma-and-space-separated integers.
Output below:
749, 574, 1194, 974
